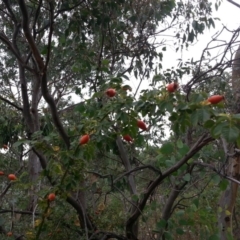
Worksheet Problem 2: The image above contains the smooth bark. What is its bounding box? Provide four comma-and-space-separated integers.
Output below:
218, 44, 240, 239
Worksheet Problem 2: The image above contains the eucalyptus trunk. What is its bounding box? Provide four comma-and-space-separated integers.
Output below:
116, 136, 139, 238
218, 44, 240, 239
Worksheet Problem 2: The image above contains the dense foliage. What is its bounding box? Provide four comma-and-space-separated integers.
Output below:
1, 0, 240, 240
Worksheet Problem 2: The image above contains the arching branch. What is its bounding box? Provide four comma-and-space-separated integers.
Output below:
0, 95, 23, 111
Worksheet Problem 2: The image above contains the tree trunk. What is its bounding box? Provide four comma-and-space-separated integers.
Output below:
18, 63, 42, 210
218, 44, 240, 239
232, 44, 240, 112
27, 71, 42, 211
218, 153, 240, 239
159, 182, 187, 239
116, 137, 139, 239
28, 151, 41, 211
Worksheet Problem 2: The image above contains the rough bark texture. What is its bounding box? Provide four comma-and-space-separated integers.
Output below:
218, 44, 240, 240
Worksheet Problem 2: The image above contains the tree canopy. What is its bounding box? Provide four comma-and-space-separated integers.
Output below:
0, 0, 240, 240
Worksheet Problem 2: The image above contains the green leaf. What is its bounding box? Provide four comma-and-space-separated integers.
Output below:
13, 139, 31, 148
191, 93, 205, 102
178, 219, 188, 225
166, 158, 176, 167
160, 142, 174, 155
41, 45, 48, 55
176, 210, 185, 216
211, 122, 228, 137
59, 35, 66, 44
176, 228, 184, 235
183, 33, 186, 43
131, 194, 139, 201
179, 144, 189, 156
72, 64, 79, 72
221, 125, 240, 142
156, 219, 167, 229
164, 232, 173, 240
187, 30, 195, 42
203, 119, 215, 129
197, 108, 210, 122
150, 200, 157, 210
121, 74, 129, 80
211, 174, 220, 185
183, 173, 191, 182
192, 198, 199, 208
219, 179, 229, 191
152, 74, 163, 82
102, 59, 110, 66
177, 103, 189, 111
208, 18, 215, 28
129, 15, 137, 24
192, 20, 197, 30
169, 112, 178, 121
208, 234, 220, 240
165, 102, 173, 113
75, 103, 86, 113
177, 139, 183, 148
190, 111, 198, 126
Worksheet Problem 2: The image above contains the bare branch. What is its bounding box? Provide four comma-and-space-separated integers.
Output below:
19, 65, 34, 135
126, 134, 214, 239
116, 136, 137, 195
41, 73, 70, 148
32, 0, 43, 39
66, 196, 95, 231
0, 209, 40, 215
17, 0, 70, 147
226, 0, 240, 9
18, 0, 45, 70
195, 161, 240, 185
2, 0, 18, 23
0, 95, 23, 111
0, 32, 34, 72
114, 165, 161, 183
35, 1, 85, 34
44, 1, 54, 69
